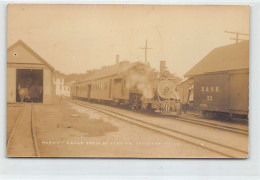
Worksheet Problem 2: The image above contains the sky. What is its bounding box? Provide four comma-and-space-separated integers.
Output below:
7, 4, 249, 78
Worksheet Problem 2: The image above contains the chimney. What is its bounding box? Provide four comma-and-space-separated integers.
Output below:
116, 54, 120, 65
160, 61, 166, 77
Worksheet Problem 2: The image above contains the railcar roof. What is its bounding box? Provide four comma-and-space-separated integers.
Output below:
77, 61, 144, 83
184, 40, 249, 77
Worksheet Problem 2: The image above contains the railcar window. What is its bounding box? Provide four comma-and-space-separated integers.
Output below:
114, 79, 122, 83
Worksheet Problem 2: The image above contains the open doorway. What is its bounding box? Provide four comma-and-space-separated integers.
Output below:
16, 69, 43, 103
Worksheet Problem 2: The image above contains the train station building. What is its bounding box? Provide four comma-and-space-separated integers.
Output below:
7, 40, 55, 104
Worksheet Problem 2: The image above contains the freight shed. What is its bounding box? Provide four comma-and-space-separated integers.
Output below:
7, 40, 55, 104
184, 41, 249, 117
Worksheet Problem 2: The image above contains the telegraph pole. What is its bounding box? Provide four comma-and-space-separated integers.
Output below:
140, 40, 152, 64
224, 31, 249, 44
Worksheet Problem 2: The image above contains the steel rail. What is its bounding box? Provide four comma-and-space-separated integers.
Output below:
169, 115, 248, 135
31, 103, 40, 157
6, 104, 26, 145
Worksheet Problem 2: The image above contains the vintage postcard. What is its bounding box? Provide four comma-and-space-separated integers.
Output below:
6, 4, 249, 158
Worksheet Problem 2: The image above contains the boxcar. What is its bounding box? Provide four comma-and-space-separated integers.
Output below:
194, 69, 248, 118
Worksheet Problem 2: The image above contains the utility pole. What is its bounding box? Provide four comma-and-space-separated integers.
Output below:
224, 31, 249, 44
140, 39, 152, 64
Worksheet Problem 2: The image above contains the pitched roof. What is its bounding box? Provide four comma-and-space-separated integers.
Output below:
7, 40, 55, 71
184, 40, 249, 77
78, 61, 144, 83
177, 77, 193, 87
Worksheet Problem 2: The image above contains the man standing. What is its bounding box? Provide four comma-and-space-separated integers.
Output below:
19, 87, 25, 103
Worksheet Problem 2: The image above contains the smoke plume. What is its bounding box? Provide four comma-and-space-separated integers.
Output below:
124, 67, 157, 99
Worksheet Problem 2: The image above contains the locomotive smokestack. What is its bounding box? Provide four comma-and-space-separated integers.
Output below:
160, 61, 166, 77
116, 54, 120, 65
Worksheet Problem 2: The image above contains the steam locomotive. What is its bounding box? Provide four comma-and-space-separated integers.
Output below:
70, 57, 181, 115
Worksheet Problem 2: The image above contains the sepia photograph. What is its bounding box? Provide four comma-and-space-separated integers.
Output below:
6, 4, 249, 158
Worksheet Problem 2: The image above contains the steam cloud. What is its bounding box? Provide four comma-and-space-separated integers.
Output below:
125, 70, 156, 99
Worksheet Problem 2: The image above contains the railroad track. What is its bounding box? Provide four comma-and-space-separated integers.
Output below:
6, 103, 40, 157
31, 103, 40, 157
65, 99, 248, 158
126, 108, 248, 135
6, 104, 25, 144
169, 115, 248, 135
68, 98, 248, 135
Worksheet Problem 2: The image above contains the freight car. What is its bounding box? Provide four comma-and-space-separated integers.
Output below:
184, 41, 249, 120
71, 58, 181, 115
194, 69, 249, 119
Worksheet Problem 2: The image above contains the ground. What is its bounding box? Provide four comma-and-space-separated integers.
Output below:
6, 99, 248, 158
